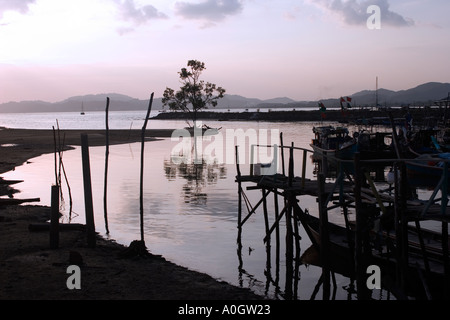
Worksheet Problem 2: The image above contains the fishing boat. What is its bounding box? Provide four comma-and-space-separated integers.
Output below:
354, 130, 397, 160
296, 207, 448, 299
80, 102, 85, 115
311, 126, 397, 162
310, 126, 357, 161
406, 152, 450, 186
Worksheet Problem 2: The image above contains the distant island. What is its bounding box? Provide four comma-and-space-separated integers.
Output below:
1, 82, 449, 114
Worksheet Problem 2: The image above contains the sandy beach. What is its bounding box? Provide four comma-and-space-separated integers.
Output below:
0, 127, 264, 300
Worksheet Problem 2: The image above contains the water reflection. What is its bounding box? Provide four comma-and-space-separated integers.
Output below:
163, 136, 227, 205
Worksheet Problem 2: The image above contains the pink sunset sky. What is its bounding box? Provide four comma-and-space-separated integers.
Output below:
0, 0, 449, 104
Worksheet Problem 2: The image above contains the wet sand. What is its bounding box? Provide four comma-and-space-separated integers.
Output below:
0, 128, 264, 300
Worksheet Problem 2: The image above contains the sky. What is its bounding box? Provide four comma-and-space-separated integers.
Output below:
0, 0, 449, 103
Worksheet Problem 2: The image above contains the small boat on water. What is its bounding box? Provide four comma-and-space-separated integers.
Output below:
406, 152, 450, 186
297, 207, 448, 299
310, 126, 356, 161
184, 124, 221, 136
311, 126, 396, 162
80, 102, 85, 115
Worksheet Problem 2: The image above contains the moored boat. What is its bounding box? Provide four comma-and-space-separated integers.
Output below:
296, 207, 448, 299
310, 126, 356, 161
406, 152, 450, 186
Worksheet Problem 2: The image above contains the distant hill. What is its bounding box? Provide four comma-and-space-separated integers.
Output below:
347, 82, 450, 107
1, 82, 449, 113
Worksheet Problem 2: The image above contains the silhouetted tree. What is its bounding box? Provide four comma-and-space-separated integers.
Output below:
162, 60, 226, 127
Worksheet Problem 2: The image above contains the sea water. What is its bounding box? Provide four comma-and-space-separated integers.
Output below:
0, 110, 390, 300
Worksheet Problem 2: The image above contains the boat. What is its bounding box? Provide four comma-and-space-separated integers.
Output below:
406, 152, 450, 186
184, 124, 221, 136
296, 205, 448, 299
353, 130, 397, 160
310, 126, 357, 161
80, 102, 85, 115
311, 126, 397, 162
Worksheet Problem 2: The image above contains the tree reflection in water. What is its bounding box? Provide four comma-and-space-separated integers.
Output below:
163, 145, 227, 205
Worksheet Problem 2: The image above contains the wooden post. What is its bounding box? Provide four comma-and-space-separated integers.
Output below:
139, 93, 154, 243
285, 195, 294, 300
250, 144, 255, 176
262, 188, 270, 247
353, 152, 369, 299
49, 185, 60, 249
288, 143, 294, 187
81, 134, 96, 248
442, 162, 449, 298
280, 132, 285, 176
443, 220, 449, 298
388, 112, 402, 159
322, 151, 328, 177
400, 162, 409, 290
393, 162, 403, 290
318, 173, 330, 300
235, 145, 243, 246
262, 188, 271, 284
273, 189, 280, 280
302, 149, 307, 189
103, 97, 110, 234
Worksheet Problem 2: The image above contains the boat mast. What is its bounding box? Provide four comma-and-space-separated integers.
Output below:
375, 76, 378, 110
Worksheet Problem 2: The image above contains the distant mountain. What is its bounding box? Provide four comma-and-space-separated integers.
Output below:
1, 82, 449, 113
348, 82, 450, 107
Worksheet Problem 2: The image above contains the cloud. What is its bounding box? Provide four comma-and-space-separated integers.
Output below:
112, 0, 168, 34
115, 0, 168, 25
308, 0, 414, 27
175, 0, 243, 22
0, 0, 36, 18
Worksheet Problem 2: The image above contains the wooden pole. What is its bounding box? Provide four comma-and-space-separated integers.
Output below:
288, 143, 294, 187
52, 126, 58, 186
81, 134, 96, 248
235, 145, 243, 247
49, 185, 60, 249
442, 162, 449, 298
318, 173, 330, 300
262, 188, 271, 287
399, 162, 409, 295
393, 162, 403, 291
443, 220, 449, 298
262, 188, 270, 247
285, 195, 294, 300
139, 93, 154, 243
250, 144, 255, 176
354, 152, 369, 299
302, 149, 307, 189
103, 97, 110, 234
280, 132, 285, 176
273, 189, 280, 282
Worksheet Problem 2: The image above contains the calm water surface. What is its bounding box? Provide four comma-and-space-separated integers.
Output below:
1, 111, 391, 300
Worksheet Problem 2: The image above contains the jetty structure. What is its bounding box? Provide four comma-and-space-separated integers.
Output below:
235, 132, 450, 300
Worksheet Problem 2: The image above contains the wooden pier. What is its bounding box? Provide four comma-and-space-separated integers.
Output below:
235, 138, 450, 300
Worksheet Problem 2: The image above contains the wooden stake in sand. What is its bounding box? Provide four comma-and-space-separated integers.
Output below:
49, 184, 60, 249
139, 93, 154, 243
81, 134, 96, 248
103, 97, 110, 234
120, 93, 154, 259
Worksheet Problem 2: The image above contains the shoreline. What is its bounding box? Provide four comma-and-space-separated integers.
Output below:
0, 127, 175, 174
0, 128, 265, 300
